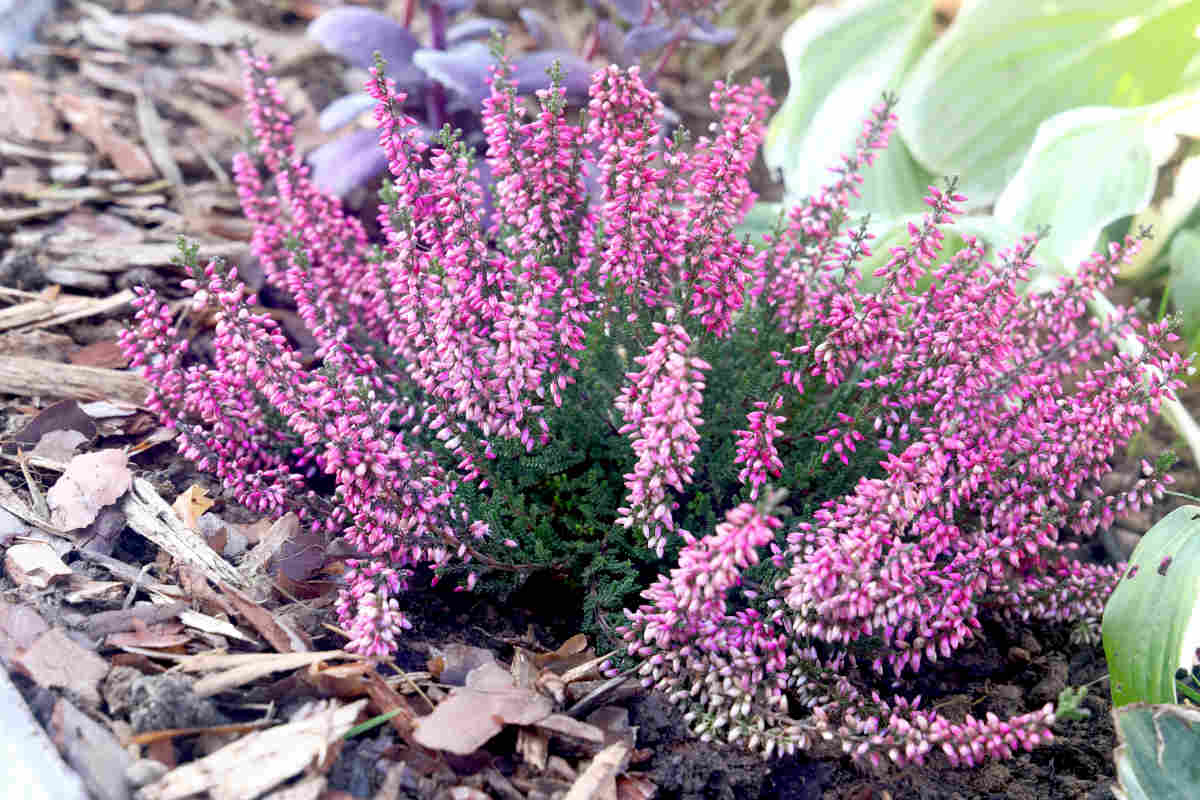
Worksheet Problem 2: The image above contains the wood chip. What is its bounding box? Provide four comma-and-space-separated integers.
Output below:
4, 540, 73, 588
533, 713, 606, 747
121, 478, 247, 588
562, 741, 632, 800
49, 697, 135, 800
137, 699, 367, 800
187, 651, 350, 698
0, 356, 149, 404
54, 92, 156, 181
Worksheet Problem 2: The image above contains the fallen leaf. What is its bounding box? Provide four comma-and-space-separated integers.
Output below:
429, 644, 497, 685
0, 599, 49, 664
535, 633, 589, 669
106, 620, 192, 649
413, 661, 554, 755
4, 541, 73, 588
47, 449, 132, 531
30, 429, 88, 462
12, 627, 109, 707
172, 484, 214, 530
217, 581, 311, 653
8, 399, 97, 453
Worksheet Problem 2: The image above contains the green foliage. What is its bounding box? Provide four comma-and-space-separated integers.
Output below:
1102, 505, 1200, 708
1112, 703, 1200, 800
445, 301, 889, 647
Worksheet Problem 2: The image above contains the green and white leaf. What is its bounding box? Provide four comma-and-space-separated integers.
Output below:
995, 90, 1200, 273
898, 0, 1200, 207
1102, 505, 1200, 708
1168, 229, 1200, 337
1112, 704, 1200, 800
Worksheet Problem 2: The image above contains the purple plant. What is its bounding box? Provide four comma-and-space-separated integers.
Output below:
306, 0, 733, 197
122, 41, 1189, 771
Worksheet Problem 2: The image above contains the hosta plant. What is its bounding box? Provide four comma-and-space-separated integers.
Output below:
121, 41, 1189, 770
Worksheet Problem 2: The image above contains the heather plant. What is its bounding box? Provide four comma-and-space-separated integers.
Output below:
121, 39, 1191, 771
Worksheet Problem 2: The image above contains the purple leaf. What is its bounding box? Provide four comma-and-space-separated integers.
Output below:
512, 50, 596, 100
308, 7, 424, 85
307, 128, 390, 197
600, 0, 649, 24
592, 20, 632, 66
423, 0, 476, 16
414, 42, 493, 109
517, 8, 569, 51
686, 17, 737, 46
317, 92, 378, 133
624, 23, 676, 57
446, 17, 508, 47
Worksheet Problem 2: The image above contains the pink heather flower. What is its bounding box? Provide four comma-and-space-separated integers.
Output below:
614, 309, 710, 555
733, 395, 786, 499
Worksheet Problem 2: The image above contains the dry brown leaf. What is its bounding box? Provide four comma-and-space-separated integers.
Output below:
0, 598, 49, 663
106, 620, 192, 650
47, 449, 132, 531
172, 484, 214, 531
616, 774, 657, 800
8, 399, 97, 452
4, 541, 73, 588
239, 512, 299, 577
30, 429, 89, 462
12, 627, 109, 707
413, 661, 554, 755
53, 93, 155, 180
69, 340, 128, 369
429, 643, 497, 685
217, 581, 311, 653
534, 633, 589, 669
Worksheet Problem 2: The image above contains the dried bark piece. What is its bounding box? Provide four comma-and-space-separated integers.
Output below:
0, 70, 63, 142
54, 93, 155, 181
0, 356, 149, 404
563, 741, 632, 800
49, 697, 134, 800
4, 540, 73, 588
121, 478, 246, 588
137, 699, 367, 800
